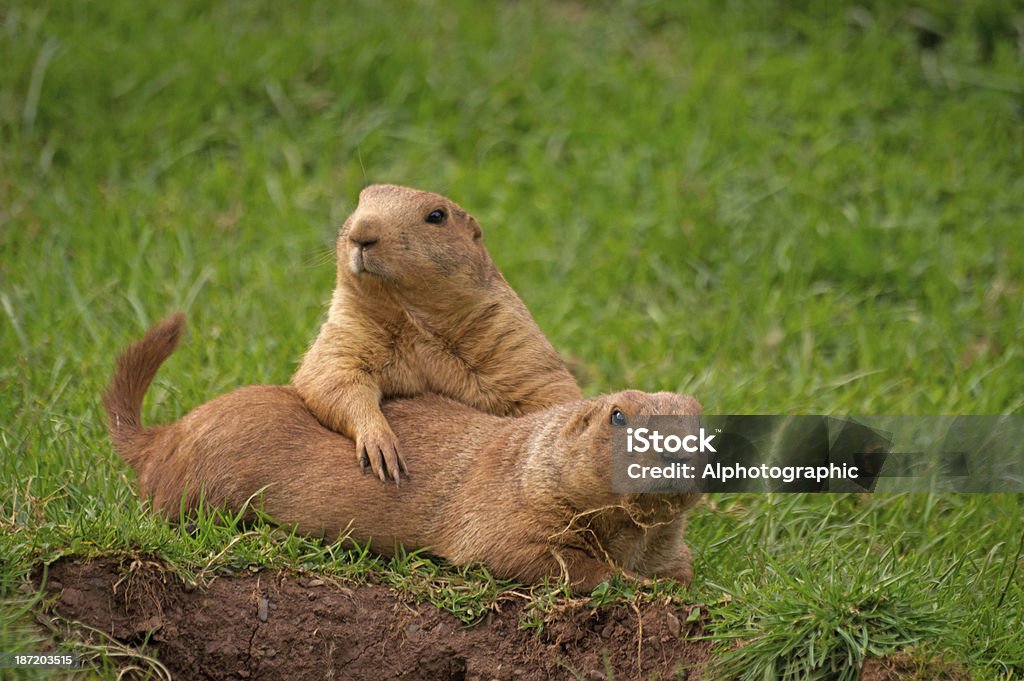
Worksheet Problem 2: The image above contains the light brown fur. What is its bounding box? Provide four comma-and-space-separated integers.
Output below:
292, 184, 582, 482
106, 315, 701, 592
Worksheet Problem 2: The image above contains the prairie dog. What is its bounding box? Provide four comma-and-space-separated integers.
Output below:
292, 184, 582, 482
106, 315, 700, 592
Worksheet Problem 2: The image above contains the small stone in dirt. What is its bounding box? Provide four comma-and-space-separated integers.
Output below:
664, 611, 681, 637
258, 595, 269, 622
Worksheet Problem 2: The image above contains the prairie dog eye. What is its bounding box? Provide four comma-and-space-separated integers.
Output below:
610, 409, 627, 427
425, 209, 446, 224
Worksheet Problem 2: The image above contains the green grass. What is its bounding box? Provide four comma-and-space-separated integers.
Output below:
2, 0, 1023, 677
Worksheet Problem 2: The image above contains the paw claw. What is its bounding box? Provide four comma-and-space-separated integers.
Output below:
355, 430, 406, 483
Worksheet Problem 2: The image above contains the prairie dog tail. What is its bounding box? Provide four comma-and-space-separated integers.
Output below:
102, 312, 186, 464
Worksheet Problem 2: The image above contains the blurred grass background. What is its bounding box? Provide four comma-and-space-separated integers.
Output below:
2, 0, 1023, 678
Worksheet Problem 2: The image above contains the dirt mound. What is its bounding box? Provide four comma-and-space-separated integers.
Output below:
38, 557, 712, 680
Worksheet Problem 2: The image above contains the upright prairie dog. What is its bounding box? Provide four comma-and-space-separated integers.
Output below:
292, 184, 582, 482
105, 315, 701, 591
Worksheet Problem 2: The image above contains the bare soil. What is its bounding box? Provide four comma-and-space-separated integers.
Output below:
37, 557, 713, 680
860, 653, 971, 681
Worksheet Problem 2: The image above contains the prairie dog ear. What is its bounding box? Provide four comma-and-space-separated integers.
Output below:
467, 215, 483, 240
559, 406, 595, 441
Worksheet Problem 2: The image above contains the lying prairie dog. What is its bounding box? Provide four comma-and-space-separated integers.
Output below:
105, 314, 700, 591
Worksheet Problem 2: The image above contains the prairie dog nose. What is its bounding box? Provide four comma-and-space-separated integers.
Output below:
349, 218, 380, 249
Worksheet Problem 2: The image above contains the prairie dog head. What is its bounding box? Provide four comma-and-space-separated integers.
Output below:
338, 184, 490, 293
524, 390, 703, 519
